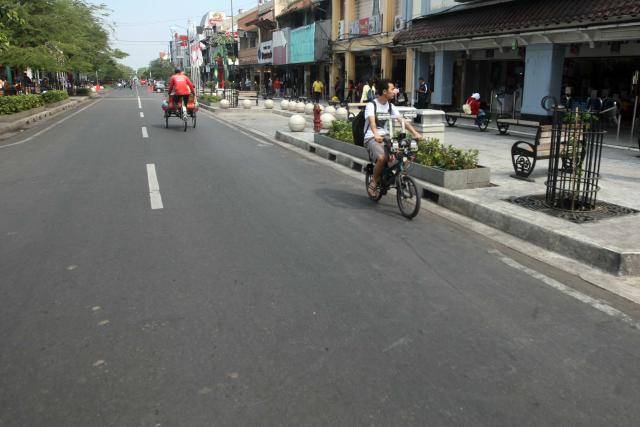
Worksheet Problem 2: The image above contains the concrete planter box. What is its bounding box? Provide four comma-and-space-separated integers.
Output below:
409, 163, 491, 190
314, 133, 490, 190
314, 133, 368, 160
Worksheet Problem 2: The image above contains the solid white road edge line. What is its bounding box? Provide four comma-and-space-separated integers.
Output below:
140, 112, 144, 118
0, 99, 102, 150
200, 110, 273, 146
489, 249, 640, 329
146, 164, 163, 210
142, 127, 148, 138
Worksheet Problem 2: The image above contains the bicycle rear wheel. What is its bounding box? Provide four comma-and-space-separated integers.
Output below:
396, 174, 421, 219
183, 114, 188, 132
164, 111, 169, 128
192, 111, 197, 128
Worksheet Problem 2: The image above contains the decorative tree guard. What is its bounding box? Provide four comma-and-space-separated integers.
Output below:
545, 108, 605, 211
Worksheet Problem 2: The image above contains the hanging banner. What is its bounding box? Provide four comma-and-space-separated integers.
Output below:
272, 29, 289, 65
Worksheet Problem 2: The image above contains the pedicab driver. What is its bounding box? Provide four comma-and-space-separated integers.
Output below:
168, 68, 195, 112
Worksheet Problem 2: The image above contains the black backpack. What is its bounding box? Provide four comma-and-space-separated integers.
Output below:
352, 101, 376, 147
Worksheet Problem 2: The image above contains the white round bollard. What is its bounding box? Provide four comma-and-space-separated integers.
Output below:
296, 102, 305, 113
242, 99, 252, 109
289, 114, 306, 132
288, 101, 297, 112
264, 99, 274, 109
335, 107, 348, 121
325, 106, 336, 115
280, 100, 289, 110
320, 113, 335, 129
220, 99, 230, 109
304, 103, 314, 115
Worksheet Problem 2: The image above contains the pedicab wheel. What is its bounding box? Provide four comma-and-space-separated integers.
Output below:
396, 174, 421, 219
192, 110, 197, 128
478, 117, 490, 131
445, 115, 457, 126
497, 123, 509, 135
365, 164, 382, 202
164, 111, 169, 128
183, 115, 188, 132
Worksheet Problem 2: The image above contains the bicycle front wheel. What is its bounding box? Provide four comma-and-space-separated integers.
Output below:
365, 165, 382, 202
396, 174, 421, 219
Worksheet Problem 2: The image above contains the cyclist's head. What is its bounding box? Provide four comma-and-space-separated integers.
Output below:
174, 68, 182, 74
378, 79, 395, 100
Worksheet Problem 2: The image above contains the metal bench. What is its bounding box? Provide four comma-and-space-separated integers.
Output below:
237, 90, 259, 106
444, 111, 490, 131
496, 117, 540, 135
510, 124, 553, 179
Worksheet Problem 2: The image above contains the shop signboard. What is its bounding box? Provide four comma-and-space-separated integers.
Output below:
289, 24, 315, 64
258, 41, 273, 64
349, 15, 381, 37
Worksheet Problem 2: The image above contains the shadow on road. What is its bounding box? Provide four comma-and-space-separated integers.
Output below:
314, 187, 407, 220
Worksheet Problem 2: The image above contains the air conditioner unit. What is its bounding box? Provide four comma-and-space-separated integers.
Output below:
393, 15, 403, 32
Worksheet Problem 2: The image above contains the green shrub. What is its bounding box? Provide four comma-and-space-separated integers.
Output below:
40, 90, 69, 104
75, 88, 90, 96
415, 138, 479, 170
327, 119, 353, 144
0, 94, 44, 115
201, 94, 220, 103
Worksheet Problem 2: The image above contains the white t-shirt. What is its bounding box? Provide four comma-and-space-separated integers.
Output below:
364, 99, 400, 139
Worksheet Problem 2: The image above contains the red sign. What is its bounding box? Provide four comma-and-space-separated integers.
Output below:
358, 18, 369, 35
179, 35, 188, 47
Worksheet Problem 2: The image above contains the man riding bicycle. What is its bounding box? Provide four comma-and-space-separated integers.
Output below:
168, 68, 195, 114
365, 79, 422, 198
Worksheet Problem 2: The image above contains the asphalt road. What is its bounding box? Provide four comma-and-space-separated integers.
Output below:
1, 87, 640, 426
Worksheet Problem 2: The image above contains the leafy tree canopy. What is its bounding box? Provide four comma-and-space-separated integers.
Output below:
0, 0, 128, 73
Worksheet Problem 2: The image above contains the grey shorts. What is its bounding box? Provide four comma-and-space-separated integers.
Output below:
365, 138, 385, 162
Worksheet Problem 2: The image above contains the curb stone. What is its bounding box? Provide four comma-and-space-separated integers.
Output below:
0, 97, 93, 137
204, 109, 640, 278
272, 131, 639, 277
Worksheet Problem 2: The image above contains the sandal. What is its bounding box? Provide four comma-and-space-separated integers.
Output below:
367, 181, 379, 198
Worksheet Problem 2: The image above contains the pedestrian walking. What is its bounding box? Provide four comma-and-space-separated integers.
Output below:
416, 77, 428, 109
360, 80, 371, 103
273, 77, 281, 97
334, 76, 344, 102
346, 80, 354, 103
312, 78, 324, 104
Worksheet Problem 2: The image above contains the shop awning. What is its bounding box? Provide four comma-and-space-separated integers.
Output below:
395, 0, 640, 45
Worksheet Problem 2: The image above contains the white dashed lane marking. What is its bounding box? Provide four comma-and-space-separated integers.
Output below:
146, 164, 163, 210
141, 127, 148, 138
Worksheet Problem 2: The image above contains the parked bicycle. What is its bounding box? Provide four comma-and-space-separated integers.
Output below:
365, 111, 422, 219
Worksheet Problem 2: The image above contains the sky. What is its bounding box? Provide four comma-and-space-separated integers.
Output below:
92, 0, 262, 70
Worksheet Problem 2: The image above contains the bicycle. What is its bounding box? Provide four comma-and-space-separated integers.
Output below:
365, 111, 422, 219
163, 94, 197, 132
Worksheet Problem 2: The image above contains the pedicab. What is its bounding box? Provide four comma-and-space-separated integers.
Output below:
162, 94, 198, 131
